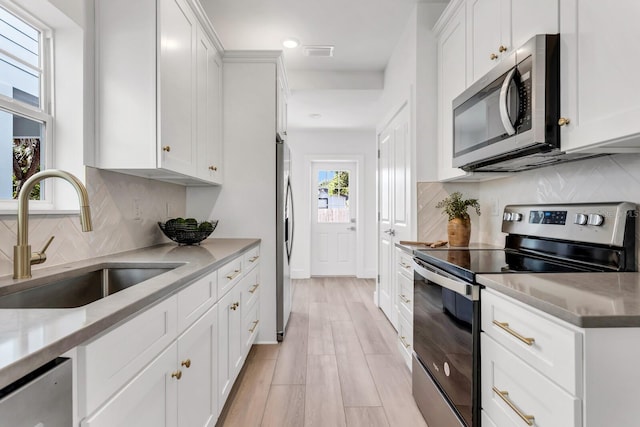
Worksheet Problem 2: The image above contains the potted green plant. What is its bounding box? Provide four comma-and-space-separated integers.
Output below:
435, 192, 481, 247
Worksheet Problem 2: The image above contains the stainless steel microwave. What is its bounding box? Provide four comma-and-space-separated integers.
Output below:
451, 34, 583, 172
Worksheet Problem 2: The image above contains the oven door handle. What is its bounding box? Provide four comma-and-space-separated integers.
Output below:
412, 260, 477, 299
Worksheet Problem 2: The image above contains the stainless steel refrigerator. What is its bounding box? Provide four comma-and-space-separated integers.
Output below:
276, 135, 294, 341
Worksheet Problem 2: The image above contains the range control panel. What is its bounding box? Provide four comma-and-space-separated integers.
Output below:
501, 202, 636, 246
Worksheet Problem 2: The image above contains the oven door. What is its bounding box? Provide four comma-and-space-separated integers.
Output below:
412, 258, 480, 427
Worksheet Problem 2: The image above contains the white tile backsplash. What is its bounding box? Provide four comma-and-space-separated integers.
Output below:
418, 153, 640, 261
0, 167, 186, 277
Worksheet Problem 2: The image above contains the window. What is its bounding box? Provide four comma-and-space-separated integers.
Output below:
317, 170, 350, 223
0, 5, 52, 202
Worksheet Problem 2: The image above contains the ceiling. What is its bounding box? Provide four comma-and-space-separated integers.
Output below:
201, 0, 446, 130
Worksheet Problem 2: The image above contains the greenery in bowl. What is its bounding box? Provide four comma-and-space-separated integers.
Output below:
435, 192, 481, 220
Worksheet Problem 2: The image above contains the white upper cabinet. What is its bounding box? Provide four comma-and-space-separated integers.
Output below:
196, 25, 223, 183
559, 0, 640, 153
159, 0, 197, 176
467, 0, 558, 85
467, 0, 505, 83
435, 0, 470, 181
93, 0, 223, 185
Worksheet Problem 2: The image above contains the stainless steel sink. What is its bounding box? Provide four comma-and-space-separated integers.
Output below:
0, 264, 181, 309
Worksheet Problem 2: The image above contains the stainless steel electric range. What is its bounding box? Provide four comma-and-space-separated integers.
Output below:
411, 202, 637, 427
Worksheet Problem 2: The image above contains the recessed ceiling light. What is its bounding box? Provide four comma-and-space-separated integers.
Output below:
282, 38, 300, 49
309, 113, 322, 119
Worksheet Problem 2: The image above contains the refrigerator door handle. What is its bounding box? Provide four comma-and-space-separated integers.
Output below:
286, 177, 294, 263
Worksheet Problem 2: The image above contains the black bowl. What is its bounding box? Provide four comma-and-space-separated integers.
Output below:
158, 219, 218, 245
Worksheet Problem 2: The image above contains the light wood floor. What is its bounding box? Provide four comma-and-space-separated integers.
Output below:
216, 277, 428, 427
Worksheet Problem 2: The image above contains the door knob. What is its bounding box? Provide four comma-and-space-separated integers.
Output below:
490, 53, 498, 60
558, 117, 571, 126
162, 146, 171, 152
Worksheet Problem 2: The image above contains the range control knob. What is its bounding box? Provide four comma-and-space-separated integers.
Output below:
503, 212, 512, 221
574, 213, 588, 225
587, 213, 605, 226
511, 213, 523, 222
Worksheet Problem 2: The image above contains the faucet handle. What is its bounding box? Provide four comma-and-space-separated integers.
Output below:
31, 235, 55, 265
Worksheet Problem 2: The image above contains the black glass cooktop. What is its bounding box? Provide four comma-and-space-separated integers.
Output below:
414, 248, 601, 283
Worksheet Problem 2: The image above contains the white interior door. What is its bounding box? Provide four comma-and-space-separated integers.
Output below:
311, 162, 357, 276
377, 103, 410, 328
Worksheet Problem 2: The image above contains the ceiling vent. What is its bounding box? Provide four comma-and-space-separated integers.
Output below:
302, 45, 335, 57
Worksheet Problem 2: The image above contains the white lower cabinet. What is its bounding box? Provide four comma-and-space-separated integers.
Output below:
78, 244, 260, 426
217, 285, 242, 409
482, 334, 581, 427
395, 247, 414, 369
481, 288, 640, 427
81, 343, 178, 427
177, 304, 218, 427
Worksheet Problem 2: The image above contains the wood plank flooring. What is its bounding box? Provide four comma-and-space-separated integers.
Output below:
217, 277, 428, 427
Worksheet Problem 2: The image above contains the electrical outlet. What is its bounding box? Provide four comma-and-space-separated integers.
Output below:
490, 198, 500, 216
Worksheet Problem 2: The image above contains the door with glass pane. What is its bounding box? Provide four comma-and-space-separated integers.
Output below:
311, 162, 357, 276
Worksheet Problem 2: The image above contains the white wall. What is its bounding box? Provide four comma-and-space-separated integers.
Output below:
187, 59, 280, 343
377, 2, 447, 183
288, 129, 377, 279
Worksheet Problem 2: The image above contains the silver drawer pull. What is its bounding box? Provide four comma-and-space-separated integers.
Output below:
249, 255, 260, 263
492, 387, 535, 426
226, 269, 241, 280
399, 294, 411, 304
249, 283, 260, 294
400, 262, 412, 269
492, 320, 535, 346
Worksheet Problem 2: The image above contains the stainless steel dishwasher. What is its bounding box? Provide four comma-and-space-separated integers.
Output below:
0, 357, 72, 427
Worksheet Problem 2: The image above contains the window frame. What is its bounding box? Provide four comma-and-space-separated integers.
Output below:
0, 2, 54, 211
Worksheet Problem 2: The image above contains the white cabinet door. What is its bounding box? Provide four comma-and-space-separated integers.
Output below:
217, 286, 242, 410
560, 0, 640, 153
81, 343, 178, 427
196, 25, 223, 183
509, 0, 558, 52
437, 2, 468, 181
467, 0, 505, 83
158, 0, 197, 175
177, 304, 218, 427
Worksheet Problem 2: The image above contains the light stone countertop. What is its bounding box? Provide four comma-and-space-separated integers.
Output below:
478, 272, 640, 328
395, 241, 503, 254
0, 238, 259, 390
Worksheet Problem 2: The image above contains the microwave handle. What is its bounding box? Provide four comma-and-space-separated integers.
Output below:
499, 68, 517, 136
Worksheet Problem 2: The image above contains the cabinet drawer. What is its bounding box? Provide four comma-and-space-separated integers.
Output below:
481, 289, 582, 395
397, 311, 412, 369
396, 248, 413, 279
242, 300, 260, 357
482, 333, 581, 427
240, 267, 260, 311
397, 270, 413, 321
218, 257, 243, 298
243, 245, 260, 273
177, 270, 217, 333
78, 296, 178, 417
